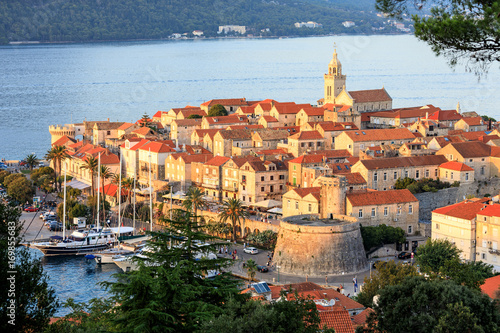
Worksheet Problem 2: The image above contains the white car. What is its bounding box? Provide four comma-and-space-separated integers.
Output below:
243, 247, 259, 255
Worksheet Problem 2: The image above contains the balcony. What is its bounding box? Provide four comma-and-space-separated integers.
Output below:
222, 185, 238, 192
201, 182, 219, 190
488, 248, 500, 255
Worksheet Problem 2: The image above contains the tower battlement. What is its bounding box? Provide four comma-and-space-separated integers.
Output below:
49, 124, 76, 144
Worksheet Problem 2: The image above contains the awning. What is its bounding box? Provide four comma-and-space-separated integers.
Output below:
267, 207, 283, 214
66, 180, 91, 190
254, 199, 282, 209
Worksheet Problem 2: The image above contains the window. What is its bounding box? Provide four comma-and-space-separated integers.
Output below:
465, 173, 469, 181
261, 186, 265, 192
242, 196, 246, 201
270, 185, 274, 192
397, 206, 402, 215
482, 253, 487, 260
371, 208, 376, 217
450, 172, 453, 180
409, 205, 413, 214
404, 170, 409, 178
295, 201, 299, 209
373, 173, 378, 182
481, 166, 485, 175
242, 185, 245, 190
280, 185, 283, 190
394, 172, 398, 180
408, 225, 413, 234
384, 207, 388, 216
415, 170, 420, 179
383, 173, 387, 181
279, 175, 285, 180
445, 171, 448, 178
287, 200, 290, 208
308, 204, 312, 212
435, 169, 438, 177
469, 159, 473, 162
270, 176, 274, 181
425, 169, 429, 177
435, 223, 439, 229
358, 209, 363, 218
293, 165, 296, 171
261, 176, 265, 181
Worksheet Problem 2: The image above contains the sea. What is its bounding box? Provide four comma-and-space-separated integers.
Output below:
2, 35, 500, 315
1, 35, 500, 161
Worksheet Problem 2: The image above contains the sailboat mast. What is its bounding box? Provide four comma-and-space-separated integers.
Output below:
96, 153, 101, 230
118, 152, 122, 236
133, 164, 136, 236
63, 161, 67, 240
148, 148, 153, 232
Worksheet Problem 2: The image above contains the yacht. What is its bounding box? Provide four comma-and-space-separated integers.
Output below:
86, 236, 149, 264
30, 226, 134, 256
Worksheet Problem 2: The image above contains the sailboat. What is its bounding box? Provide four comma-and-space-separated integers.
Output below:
30, 154, 134, 256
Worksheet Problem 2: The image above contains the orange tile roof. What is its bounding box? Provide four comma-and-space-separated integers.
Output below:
193, 129, 220, 139
204, 156, 230, 166
98, 183, 129, 198
292, 187, 321, 198
345, 172, 367, 185
301, 107, 325, 116
289, 154, 325, 164
357, 155, 448, 170
201, 98, 247, 107
275, 126, 301, 134
461, 116, 484, 126
179, 109, 206, 117
289, 130, 323, 140
170, 106, 201, 114
132, 127, 154, 136
439, 161, 474, 172
205, 115, 248, 124
273, 103, 312, 114
317, 122, 358, 131
343, 128, 415, 142
347, 189, 418, 206
254, 148, 289, 156
318, 308, 355, 333
138, 142, 175, 154
352, 308, 374, 327
152, 111, 165, 119
481, 275, 500, 299
348, 88, 391, 103
226, 124, 264, 130
428, 109, 463, 121
98, 152, 120, 165
311, 149, 352, 159
52, 135, 76, 147
117, 122, 135, 131
443, 141, 491, 158
460, 131, 489, 141
173, 118, 203, 126
121, 139, 150, 151
477, 204, 500, 217
237, 106, 256, 114
262, 115, 279, 122
432, 198, 490, 220
287, 288, 364, 311
179, 154, 213, 164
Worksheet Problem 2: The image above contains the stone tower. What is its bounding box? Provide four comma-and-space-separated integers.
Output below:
324, 48, 346, 104
49, 124, 76, 144
319, 175, 347, 218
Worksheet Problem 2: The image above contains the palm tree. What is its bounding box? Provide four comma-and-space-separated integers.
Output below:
219, 198, 249, 241
45, 145, 70, 192
80, 155, 98, 197
25, 154, 38, 172
99, 165, 112, 222
245, 259, 257, 281
183, 187, 207, 223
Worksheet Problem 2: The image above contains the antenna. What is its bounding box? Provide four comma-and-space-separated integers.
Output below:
329, 299, 336, 306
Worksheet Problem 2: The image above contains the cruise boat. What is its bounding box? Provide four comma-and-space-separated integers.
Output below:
86, 236, 149, 264
29, 226, 134, 256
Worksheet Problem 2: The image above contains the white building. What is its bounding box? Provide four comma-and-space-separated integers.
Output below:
342, 21, 355, 28
218, 25, 246, 34
294, 21, 323, 28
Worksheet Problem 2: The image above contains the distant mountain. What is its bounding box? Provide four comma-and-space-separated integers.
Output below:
0, 0, 400, 44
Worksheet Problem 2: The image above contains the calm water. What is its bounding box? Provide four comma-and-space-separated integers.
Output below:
1, 35, 500, 160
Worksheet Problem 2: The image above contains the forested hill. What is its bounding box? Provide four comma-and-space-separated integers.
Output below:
0, 0, 396, 44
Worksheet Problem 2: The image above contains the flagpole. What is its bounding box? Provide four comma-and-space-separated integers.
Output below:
149, 148, 153, 232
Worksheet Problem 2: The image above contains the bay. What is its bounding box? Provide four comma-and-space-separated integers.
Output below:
1, 35, 499, 160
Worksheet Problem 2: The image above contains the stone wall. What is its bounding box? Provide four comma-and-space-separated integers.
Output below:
416, 179, 500, 221
274, 216, 367, 276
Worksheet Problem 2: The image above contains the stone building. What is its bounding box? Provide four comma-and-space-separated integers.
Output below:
436, 141, 492, 180
287, 131, 325, 157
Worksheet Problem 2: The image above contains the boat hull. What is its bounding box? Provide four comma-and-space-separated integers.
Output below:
31, 243, 111, 256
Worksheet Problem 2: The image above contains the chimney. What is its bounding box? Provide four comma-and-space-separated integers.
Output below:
425, 112, 428, 119
107, 118, 110, 122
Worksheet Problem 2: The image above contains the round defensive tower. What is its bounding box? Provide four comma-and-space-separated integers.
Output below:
49, 124, 75, 144
273, 215, 367, 276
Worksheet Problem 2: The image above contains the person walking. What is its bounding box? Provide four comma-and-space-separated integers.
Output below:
325, 275, 328, 284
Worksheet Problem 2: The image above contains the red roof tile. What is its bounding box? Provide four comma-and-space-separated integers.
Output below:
439, 161, 474, 172
357, 155, 448, 170
343, 128, 415, 142
289, 130, 323, 140
201, 98, 247, 107
348, 88, 391, 103
477, 204, 500, 217
352, 308, 375, 327
52, 135, 76, 147
432, 198, 490, 220
481, 275, 500, 299
262, 115, 279, 122
138, 142, 175, 153
289, 154, 325, 164
428, 109, 463, 121
347, 189, 418, 206
461, 116, 484, 126
318, 308, 355, 333
205, 115, 248, 124
292, 187, 321, 198
204, 156, 230, 166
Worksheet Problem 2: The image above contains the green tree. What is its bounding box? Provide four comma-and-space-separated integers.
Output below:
25, 153, 38, 172
80, 155, 98, 197
416, 238, 461, 274
367, 276, 500, 333
187, 114, 203, 119
0, 170, 10, 184
99, 165, 113, 222
440, 258, 494, 291
219, 198, 249, 241
357, 260, 419, 308
139, 113, 150, 127
45, 145, 70, 192
0, 201, 58, 333
200, 293, 335, 333
360, 224, 406, 251
245, 259, 257, 281
30, 167, 55, 192
7, 176, 33, 204
434, 301, 484, 333
3, 173, 24, 188
102, 209, 245, 332
394, 176, 415, 189
375, 0, 500, 73
183, 186, 207, 222
207, 104, 228, 117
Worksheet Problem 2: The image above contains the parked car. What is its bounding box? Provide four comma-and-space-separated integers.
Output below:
257, 265, 268, 273
398, 252, 412, 260
49, 222, 63, 231
24, 206, 39, 212
243, 247, 259, 255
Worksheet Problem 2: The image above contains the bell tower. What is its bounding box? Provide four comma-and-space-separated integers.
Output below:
324, 47, 346, 104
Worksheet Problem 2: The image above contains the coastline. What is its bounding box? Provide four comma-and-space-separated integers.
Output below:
5, 32, 412, 46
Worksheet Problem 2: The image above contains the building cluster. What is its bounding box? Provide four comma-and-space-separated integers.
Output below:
49, 49, 500, 263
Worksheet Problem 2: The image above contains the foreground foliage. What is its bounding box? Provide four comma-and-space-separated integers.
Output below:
360, 224, 405, 251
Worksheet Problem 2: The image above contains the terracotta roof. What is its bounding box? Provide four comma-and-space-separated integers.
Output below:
357, 155, 448, 170
226, 124, 264, 130
275, 126, 301, 134
193, 129, 220, 139
318, 308, 355, 333
369, 108, 429, 119
287, 288, 364, 311
460, 131, 489, 141
201, 98, 247, 107
98, 183, 129, 198
99, 152, 120, 165
217, 129, 254, 140
345, 172, 367, 185
481, 275, 500, 299
439, 161, 474, 172
237, 106, 256, 114
272, 103, 312, 114
245, 159, 288, 172
289, 154, 325, 164
311, 149, 352, 160
262, 115, 279, 122
152, 111, 165, 119
477, 204, 500, 217
442, 141, 491, 158
132, 127, 155, 136
122, 139, 150, 151
179, 154, 213, 164
428, 109, 463, 121
292, 187, 321, 198
117, 122, 135, 131
352, 308, 375, 327
169, 106, 200, 115
179, 109, 206, 117
348, 88, 391, 103
52, 135, 76, 147
432, 198, 490, 220
347, 189, 418, 206
173, 119, 203, 126
343, 128, 415, 142
317, 122, 358, 131
227, 156, 261, 168
253, 129, 289, 140
254, 148, 289, 156
289, 130, 323, 140
330, 162, 354, 173
204, 156, 230, 167
301, 107, 325, 116
94, 122, 125, 130
138, 141, 175, 154
461, 116, 484, 126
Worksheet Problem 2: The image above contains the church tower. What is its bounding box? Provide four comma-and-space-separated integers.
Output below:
324, 48, 346, 104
